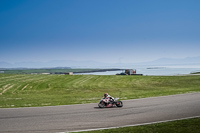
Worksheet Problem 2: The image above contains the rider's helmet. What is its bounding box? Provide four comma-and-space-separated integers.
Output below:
104, 93, 108, 97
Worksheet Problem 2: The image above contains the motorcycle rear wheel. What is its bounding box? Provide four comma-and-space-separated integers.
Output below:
98, 102, 106, 108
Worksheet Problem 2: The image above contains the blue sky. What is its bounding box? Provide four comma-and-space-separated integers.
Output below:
0, 0, 200, 64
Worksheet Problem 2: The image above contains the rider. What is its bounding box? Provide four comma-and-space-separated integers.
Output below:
104, 93, 114, 103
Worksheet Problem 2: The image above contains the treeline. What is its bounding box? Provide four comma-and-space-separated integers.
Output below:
0, 68, 122, 74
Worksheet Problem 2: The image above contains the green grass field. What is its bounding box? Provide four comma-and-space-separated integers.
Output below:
0, 74, 200, 108
79, 117, 200, 133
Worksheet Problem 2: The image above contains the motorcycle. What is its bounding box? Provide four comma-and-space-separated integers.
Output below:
98, 97, 123, 108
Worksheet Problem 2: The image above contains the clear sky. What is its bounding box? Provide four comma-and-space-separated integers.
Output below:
0, 0, 200, 64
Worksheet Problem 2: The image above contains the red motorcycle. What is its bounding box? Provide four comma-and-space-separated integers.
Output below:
98, 98, 123, 108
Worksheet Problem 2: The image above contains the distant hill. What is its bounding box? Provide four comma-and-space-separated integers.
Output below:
141, 56, 200, 65
0, 62, 13, 68
1, 56, 200, 68
0, 60, 111, 68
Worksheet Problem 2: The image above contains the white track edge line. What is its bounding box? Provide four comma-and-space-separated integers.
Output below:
65, 115, 200, 133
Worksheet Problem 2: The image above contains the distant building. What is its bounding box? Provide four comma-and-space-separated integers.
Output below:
65, 72, 73, 75
31, 73, 38, 75
125, 69, 136, 75
41, 73, 50, 75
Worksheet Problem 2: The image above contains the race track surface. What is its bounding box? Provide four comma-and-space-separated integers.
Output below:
0, 92, 200, 133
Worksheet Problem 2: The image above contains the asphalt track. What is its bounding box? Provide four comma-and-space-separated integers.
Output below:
0, 92, 200, 133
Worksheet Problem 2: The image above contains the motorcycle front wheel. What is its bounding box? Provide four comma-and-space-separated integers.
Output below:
116, 101, 123, 107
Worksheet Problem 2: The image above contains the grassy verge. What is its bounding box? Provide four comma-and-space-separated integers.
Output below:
0, 74, 200, 108
78, 117, 200, 133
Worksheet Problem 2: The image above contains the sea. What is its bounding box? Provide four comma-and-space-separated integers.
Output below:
75, 65, 200, 76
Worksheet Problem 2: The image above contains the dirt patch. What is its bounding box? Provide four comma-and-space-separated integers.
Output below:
0, 84, 14, 95
22, 84, 29, 90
